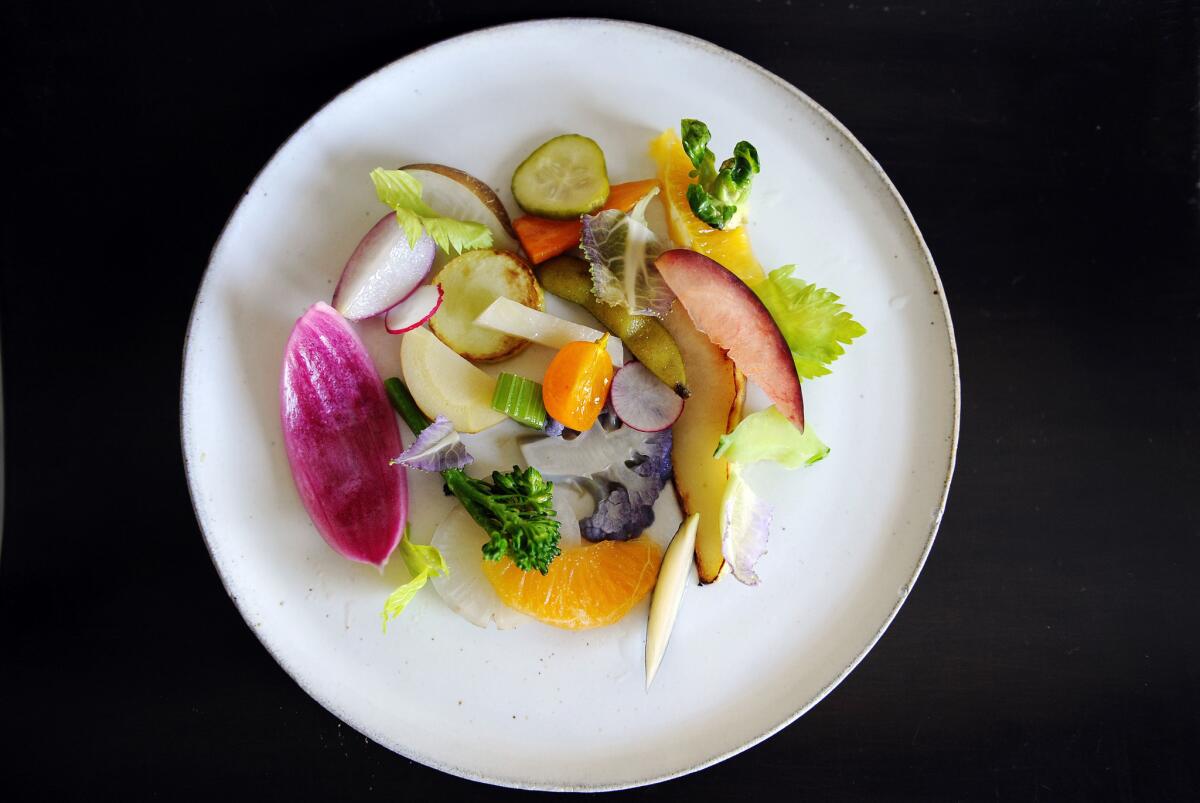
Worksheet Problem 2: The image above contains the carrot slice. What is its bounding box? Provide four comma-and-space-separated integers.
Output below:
514, 179, 660, 264
598, 178, 661, 214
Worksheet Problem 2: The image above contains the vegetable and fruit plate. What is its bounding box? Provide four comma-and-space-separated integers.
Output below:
181, 19, 958, 791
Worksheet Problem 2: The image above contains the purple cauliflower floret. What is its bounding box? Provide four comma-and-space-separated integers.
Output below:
543, 416, 566, 438
579, 429, 673, 542
520, 422, 675, 543
581, 486, 658, 541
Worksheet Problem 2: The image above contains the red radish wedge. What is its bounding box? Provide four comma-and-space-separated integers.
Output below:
655, 249, 805, 431
384, 284, 444, 334
332, 213, 436, 320
280, 302, 408, 566
611, 361, 684, 432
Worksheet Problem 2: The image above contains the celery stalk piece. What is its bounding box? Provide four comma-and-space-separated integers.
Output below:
491, 373, 548, 429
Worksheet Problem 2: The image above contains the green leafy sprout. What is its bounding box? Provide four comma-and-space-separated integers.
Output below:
680, 119, 760, 230
370, 168, 493, 255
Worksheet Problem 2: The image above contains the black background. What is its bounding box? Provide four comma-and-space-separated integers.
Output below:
2, 1, 1197, 800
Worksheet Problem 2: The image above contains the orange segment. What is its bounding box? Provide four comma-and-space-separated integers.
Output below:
483, 539, 663, 630
649, 129, 765, 285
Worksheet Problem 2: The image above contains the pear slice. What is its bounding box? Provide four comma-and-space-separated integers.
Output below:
662, 306, 742, 582
646, 513, 700, 689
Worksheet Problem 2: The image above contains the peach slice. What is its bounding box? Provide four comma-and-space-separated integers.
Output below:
655, 249, 804, 431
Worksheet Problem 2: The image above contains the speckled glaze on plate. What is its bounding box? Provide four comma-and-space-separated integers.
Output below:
181, 19, 959, 791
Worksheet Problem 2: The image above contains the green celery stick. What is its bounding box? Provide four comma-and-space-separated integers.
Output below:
491, 373, 547, 429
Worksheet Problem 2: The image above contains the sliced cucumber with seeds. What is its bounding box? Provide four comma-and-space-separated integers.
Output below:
511, 134, 610, 220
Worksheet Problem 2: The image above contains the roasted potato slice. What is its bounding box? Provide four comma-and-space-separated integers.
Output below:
429, 249, 544, 362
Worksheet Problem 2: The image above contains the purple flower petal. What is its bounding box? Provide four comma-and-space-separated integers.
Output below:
721, 467, 773, 585
392, 415, 473, 472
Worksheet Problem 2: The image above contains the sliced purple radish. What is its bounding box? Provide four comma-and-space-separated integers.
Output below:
610, 361, 685, 432
384, 284, 444, 334
332, 213, 436, 321
280, 302, 408, 567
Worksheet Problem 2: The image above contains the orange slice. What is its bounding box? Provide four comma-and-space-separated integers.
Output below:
649, 129, 765, 285
483, 539, 662, 630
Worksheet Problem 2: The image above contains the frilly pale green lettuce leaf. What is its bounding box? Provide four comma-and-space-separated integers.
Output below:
714, 406, 830, 468
753, 265, 866, 379
370, 168, 492, 255
580, 188, 675, 318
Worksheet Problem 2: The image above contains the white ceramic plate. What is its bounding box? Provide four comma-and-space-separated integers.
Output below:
181, 19, 958, 791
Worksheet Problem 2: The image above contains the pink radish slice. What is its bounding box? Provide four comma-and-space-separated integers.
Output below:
280, 302, 408, 566
331, 213, 436, 321
610, 361, 685, 432
384, 284, 444, 334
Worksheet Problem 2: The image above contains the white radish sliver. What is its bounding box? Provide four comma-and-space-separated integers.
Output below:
384, 284, 443, 333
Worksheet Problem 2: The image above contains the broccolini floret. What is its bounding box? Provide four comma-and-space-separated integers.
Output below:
385, 378, 561, 574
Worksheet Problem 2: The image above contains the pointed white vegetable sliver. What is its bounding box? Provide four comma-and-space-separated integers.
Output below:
384, 284, 444, 334
474, 297, 624, 366
646, 513, 700, 688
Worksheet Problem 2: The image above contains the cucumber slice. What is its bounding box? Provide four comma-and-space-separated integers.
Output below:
511, 134, 610, 220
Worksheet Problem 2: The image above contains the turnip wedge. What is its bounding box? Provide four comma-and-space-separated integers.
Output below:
280, 302, 408, 567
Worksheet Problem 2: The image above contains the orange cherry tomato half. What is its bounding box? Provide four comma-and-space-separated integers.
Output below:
542, 334, 614, 431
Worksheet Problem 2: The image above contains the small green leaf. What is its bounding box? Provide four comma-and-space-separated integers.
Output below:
422, 215, 493, 255
369, 168, 493, 255
680, 119, 716, 183
370, 168, 432, 215
399, 534, 448, 579
392, 206, 428, 249
380, 570, 431, 633
754, 265, 867, 380
380, 527, 448, 632
686, 183, 735, 229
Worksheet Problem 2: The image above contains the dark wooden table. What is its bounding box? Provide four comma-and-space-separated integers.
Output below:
2, 2, 1197, 800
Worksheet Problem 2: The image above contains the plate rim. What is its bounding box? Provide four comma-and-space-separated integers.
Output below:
180, 17, 961, 791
